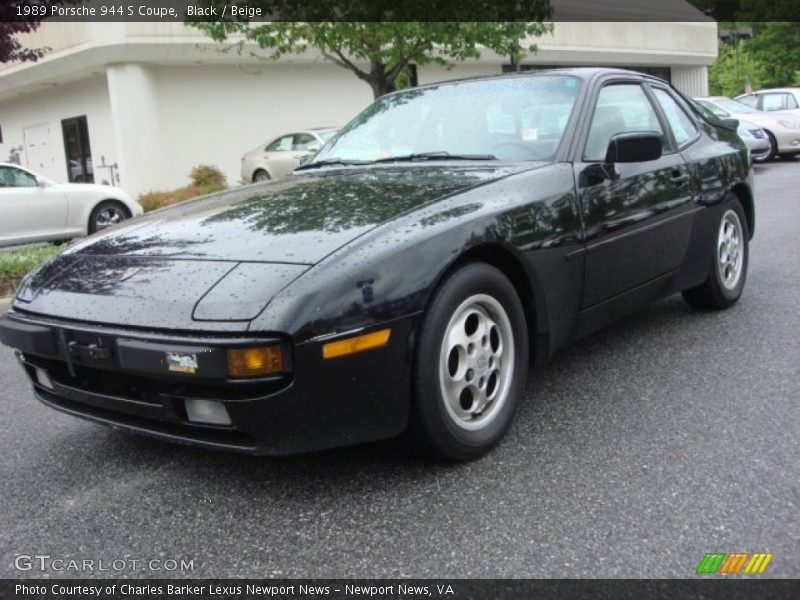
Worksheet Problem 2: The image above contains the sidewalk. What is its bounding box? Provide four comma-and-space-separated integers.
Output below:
0, 297, 11, 312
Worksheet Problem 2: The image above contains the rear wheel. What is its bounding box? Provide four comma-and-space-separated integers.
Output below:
409, 263, 528, 461
683, 195, 749, 310
88, 201, 130, 234
253, 170, 271, 183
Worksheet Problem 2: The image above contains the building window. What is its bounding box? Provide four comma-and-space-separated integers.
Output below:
61, 116, 94, 183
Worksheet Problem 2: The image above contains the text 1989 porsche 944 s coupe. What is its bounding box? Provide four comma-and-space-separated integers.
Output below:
0, 69, 754, 460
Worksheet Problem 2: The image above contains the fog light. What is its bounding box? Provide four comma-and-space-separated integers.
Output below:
322, 328, 391, 359
35, 367, 53, 390
227, 345, 283, 378
185, 399, 232, 426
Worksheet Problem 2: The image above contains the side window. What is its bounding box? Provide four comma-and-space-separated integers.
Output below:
761, 94, 786, 111
652, 88, 698, 147
584, 84, 664, 161
736, 95, 759, 108
0, 166, 37, 188
292, 133, 317, 151
266, 135, 294, 152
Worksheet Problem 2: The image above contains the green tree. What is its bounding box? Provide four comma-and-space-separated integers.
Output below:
188, 1, 552, 98
708, 38, 767, 96
745, 22, 800, 89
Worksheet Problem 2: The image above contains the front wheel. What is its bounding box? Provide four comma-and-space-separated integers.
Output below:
683, 195, 749, 310
409, 263, 529, 461
763, 131, 778, 162
88, 201, 131, 234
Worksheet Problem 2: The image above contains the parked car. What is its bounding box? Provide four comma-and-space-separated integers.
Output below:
735, 120, 772, 162
689, 100, 770, 162
240, 128, 339, 183
694, 96, 800, 160
0, 68, 754, 460
735, 88, 800, 116
0, 163, 142, 248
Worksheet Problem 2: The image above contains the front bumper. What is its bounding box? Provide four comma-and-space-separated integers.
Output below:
773, 129, 800, 155
0, 311, 417, 455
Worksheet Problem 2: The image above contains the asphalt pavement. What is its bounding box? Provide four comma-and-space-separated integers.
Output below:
1, 160, 798, 579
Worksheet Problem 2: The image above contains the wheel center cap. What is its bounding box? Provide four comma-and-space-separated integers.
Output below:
475, 353, 489, 372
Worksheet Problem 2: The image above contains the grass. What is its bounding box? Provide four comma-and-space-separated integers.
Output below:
0, 244, 60, 297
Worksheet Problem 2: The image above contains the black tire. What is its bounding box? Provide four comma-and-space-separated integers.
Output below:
683, 195, 749, 310
253, 170, 271, 183
88, 201, 131, 234
763, 131, 778, 162
408, 263, 529, 461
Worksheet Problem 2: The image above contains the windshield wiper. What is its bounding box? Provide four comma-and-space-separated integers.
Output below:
373, 151, 498, 163
296, 158, 375, 171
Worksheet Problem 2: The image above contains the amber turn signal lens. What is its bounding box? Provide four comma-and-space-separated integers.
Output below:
227, 345, 283, 378
322, 328, 391, 359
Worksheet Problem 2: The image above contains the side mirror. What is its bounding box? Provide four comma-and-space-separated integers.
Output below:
37, 178, 48, 188
605, 131, 663, 164
720, 118, 740, 131
307, 144, 321, 153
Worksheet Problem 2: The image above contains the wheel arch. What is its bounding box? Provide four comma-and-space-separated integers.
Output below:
730, 182, 755, 239
252, 167, 271, 182
87, 198, 132, 233
429, 243, 550, 369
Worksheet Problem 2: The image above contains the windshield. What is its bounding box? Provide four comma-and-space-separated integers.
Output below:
711, 98, 759, 115
311, 75, 582, 164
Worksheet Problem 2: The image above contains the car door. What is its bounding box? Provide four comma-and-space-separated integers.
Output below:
0, 165, 68, 243
574, 81, 695, 308
264, 133, 304, 179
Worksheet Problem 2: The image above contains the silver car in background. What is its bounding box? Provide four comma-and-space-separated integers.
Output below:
735, 119, 771, 162
240, 128, 339, 183
694, 96, 800, 161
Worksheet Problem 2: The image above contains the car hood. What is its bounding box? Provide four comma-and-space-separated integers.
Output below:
65, 165, 529, 264
14, 165, 532, 328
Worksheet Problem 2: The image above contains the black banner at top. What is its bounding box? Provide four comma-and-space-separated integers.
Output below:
2, 0, 725, 23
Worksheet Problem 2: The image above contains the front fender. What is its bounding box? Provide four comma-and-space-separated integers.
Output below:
250, 164, 582, 349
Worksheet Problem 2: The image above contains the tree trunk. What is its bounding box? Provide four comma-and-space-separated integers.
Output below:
369, 61, 397, 98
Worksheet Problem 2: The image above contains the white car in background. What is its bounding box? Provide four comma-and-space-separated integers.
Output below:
240, 128, 339, 183
694, 96, 800, 161
735, 88, 800, 116
0, 162, 142, 248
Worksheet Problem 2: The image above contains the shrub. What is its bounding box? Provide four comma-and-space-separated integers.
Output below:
138, 165, 228, 212
190, 164, 227, 189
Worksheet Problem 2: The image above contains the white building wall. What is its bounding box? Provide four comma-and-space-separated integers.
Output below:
106, 63, 163, 194
150, 63, 374, 193
671, 65, 710, 96
0, 76, 115, 185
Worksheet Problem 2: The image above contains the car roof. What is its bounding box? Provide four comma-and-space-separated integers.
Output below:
739, 88, 800, 95
383, 67, 670, 96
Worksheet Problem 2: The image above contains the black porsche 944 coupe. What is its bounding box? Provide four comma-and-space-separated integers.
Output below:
0, 68, 754, 460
